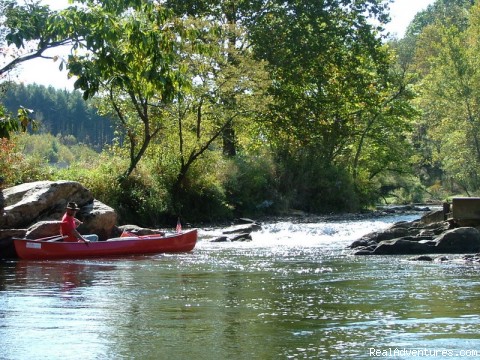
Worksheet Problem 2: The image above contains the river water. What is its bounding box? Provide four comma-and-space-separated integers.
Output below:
1, 214, 480, 359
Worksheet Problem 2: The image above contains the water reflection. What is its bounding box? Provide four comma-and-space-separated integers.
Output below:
10, 260, 117, 295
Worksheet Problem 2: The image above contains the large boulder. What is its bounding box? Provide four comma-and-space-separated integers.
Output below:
0, 181, 117, 243
76, 200, 117, 240
349, 221, 424, 249
1, 180, 94, 229
25, 221, 63, 239
434, 227, 480, 253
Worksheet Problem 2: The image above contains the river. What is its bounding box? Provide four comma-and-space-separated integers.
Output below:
1, 214, 480, 359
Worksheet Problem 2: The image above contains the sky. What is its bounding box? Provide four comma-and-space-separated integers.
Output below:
6, 0, 436, 90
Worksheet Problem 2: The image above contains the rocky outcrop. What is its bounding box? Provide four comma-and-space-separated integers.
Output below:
209, 221, 262, 242
0, 181, 118, 257
1, 180, 95, 228
25, 221, 63, 239
351, 209, 480, 255
434, 227, 480, 253
76, 199, 117, 240
115, 224, 166, 237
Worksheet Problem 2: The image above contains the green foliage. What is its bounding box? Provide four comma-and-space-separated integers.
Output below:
175, 182, 233, 223
392, 181, 426, 205
425, 180, 452, 202
170, 152, 234, 222
409, 2, 480, 195
248, 0, 416, 202
51, 148, 172, 226
0, 85, 37, 140
0, 132, 100, 187
0, 135, 52, 185
15, 132, 98, 165
110, 172, 170, 227
224, 151, 283, 216
63, 1, 204, 178
0, 0, 74, 76
0, 105, 18, 139
276, 149, 360, 213
405, 0, 474, 38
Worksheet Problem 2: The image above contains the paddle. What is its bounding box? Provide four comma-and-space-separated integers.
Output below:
32, 235, 67, 242
46, 235, 68, 242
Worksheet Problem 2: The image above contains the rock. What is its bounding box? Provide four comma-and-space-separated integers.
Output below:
77, 200, 117, 240
0, 229, 26, 239
353, 248, 376, 255
116, 225, 165, 237
420, 209, 445, 224
372, 238, 435, 255
25, 221, 63, 239
1, 180, 94, 229
436, 256, 449, 262
462, 254, 480, 262
0, 181, 116, 241
352, 215, 480, 255
349, 237, 377, 249
223, 223, 262, 235
350, 221, 423, 248
410, 255, 450, 262
421, 221, 451, 234
434, 227, 480, 253
211, 236, 229, 242
409, 255, 434, 261
0, 229, 27, 259
229, 233, 252, 242
0, 181, 122, 256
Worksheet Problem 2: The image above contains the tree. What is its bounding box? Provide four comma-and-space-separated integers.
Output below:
158, 19, 271, 211
52, 1, 198, 179
0, 0, 74, 76
418, 4, 480, 193
165, 0, 270, 157
405, 0, 474, 38
250, 1, 415, 196
1, 0, 196, 179
0, 1, 48, 139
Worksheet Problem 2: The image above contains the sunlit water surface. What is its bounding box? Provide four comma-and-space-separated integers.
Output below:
2, 214, 480, 359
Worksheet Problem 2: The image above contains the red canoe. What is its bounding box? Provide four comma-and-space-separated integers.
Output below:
13, 229, 198, 260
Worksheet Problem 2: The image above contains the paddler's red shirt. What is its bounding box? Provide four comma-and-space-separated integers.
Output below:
61, 213, 77, 242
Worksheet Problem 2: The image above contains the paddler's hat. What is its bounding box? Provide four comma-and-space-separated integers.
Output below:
66, 202, 80, 210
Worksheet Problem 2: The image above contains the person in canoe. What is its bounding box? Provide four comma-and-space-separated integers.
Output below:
60, 202, 99, 242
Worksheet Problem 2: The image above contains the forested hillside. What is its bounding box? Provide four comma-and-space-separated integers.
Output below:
2, 83, 114, 148
1, 0, 479, 225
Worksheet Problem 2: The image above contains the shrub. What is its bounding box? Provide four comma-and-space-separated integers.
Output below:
275, 151, 360, 214
224, 152, 283, 216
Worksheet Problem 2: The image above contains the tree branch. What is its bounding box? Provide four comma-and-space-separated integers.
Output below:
0, 39, 73, 76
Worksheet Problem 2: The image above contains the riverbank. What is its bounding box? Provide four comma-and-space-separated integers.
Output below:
198, 204, 433, 229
